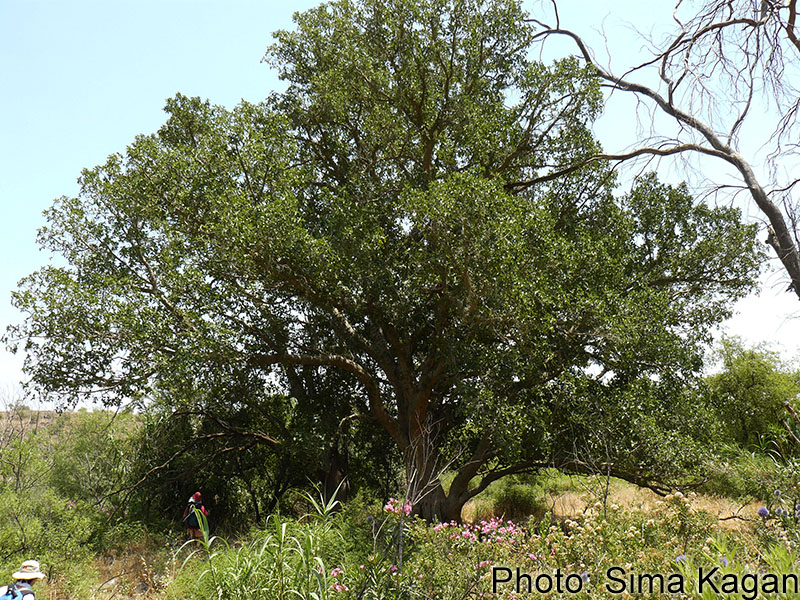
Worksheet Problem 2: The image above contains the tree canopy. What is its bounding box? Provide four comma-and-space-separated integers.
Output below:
7, 0, 765, 521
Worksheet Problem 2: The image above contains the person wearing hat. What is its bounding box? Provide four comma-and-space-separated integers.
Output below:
182, 491, 210, 540
0, 560, 45, 599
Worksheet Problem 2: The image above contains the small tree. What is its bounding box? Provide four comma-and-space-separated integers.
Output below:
706, 337, 800, 451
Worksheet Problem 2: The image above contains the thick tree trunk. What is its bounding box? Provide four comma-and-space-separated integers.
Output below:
405, 438, 466, 522
415, 480, 448, 521
413, 479, 464, 522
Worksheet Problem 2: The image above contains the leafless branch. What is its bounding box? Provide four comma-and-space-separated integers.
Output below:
531, 5, 800, 299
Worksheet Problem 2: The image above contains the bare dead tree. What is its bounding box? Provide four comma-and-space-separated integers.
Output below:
525, 0, 800, 299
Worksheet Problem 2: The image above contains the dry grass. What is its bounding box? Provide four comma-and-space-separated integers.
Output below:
91, 540, 173, 600
462, 480, 761, 532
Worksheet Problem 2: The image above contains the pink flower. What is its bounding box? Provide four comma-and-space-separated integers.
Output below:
330, 568, 343, 578
330, 583, 348, 592
403, 502, 412, 515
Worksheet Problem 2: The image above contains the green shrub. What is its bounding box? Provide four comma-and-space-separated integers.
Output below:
496, 481, 548, 520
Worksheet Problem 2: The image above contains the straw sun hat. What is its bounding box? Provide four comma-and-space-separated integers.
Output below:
12, 560, 45, 580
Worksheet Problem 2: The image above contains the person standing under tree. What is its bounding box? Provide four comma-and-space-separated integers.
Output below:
182, 491, 210, 540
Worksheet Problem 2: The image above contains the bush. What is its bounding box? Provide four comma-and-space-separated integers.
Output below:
488, 479, 548, 521
700, 450, 780, 499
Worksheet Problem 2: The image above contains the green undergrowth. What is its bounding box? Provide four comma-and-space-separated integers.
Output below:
158, 487, 800, 600
3, 408, 800, 599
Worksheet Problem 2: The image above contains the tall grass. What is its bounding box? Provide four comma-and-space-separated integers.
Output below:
176, 488, 343, 600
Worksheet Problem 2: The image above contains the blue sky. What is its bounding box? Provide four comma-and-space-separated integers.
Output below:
0, 0, 316, 391
1, 0, 798, 394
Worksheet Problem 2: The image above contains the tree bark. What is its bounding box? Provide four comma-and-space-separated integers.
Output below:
319, 441, 350, 506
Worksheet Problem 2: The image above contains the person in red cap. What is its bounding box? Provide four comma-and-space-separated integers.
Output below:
182, 491, 210, 540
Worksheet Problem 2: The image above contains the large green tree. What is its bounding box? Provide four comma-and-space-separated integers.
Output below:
8, 0, 763, 521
